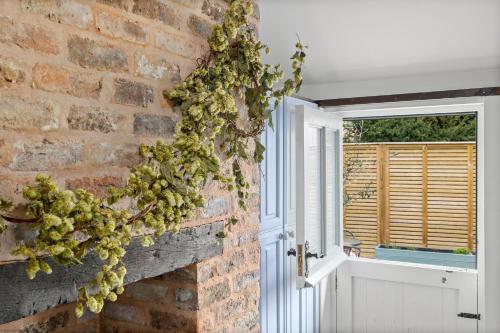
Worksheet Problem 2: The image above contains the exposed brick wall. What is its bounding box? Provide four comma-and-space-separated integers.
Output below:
0, 0, 260, 332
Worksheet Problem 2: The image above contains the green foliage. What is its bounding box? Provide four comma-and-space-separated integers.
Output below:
343, 153, 375, 207
0, 0, 305, 317
453, 247, 471, 255
344, 114, 476, 143
0, 197, 11, 233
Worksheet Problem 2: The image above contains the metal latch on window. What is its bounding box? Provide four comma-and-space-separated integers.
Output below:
457, 312, 481, 320
304, 241, 324, 277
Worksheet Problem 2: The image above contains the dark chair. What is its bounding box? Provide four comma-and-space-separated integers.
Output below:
343, 230, 362, 257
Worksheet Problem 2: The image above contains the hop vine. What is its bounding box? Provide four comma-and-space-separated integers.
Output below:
0, 0, 305, 317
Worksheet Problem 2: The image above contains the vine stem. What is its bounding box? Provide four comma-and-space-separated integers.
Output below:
0, 202, 158, 226
0, 214, 37, 224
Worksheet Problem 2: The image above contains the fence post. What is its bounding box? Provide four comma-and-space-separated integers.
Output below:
376, 145, 383, 244
467, 144, 474, 251
377, 145, 390, 245
422, 145, 429, 247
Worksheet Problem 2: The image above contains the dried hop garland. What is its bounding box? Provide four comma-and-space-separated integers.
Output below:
0, 0, 306, 317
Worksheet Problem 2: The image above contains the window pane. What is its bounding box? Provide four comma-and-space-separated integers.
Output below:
288, 110, 296, 229
306, 126, 323, 259
325, 129, 338, 253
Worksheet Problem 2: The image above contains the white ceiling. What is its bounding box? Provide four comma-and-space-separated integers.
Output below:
260, 0, 500, 99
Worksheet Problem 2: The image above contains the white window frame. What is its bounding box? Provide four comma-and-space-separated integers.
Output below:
326, 97, 485, 332
295, 104, 347, 288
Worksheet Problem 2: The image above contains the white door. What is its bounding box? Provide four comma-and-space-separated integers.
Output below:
336, 259, 478, 333
260, 101, 286, 333
285, 98, 324, 333
285, 100, 346, 333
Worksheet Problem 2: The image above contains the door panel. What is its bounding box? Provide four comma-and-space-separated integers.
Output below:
260, 102, 284, 234
260, 231, 285, 333
260, 101, 285, 333
337, 259, 478, 333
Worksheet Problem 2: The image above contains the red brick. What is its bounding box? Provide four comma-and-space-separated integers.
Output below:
21, 0, 93, 29
155, 31, 199, 58
132, 0, 182, 29
89, 142, 141, 168
96, 11, 148, 44
202, 0, 226, 23
174, 287, 197, 310
97, 0, 133, 11
124, 280, 169, 304
202, 196, 230, 218
133, 113, 176, 138
0, 56, 26, 87
67, 105, 123, 133
10, 139, 82, 171
233, 269, 259, 292
33, 63, 103, 99
188, 15, 212, 39
160, 265, 197, 283
0, 95, 60, 131
113, 78, 154, 107
171, 0, 201, 8
103, 303, 146, 325
0, 17, 59, 54
150, 310, 195, 332
134, 51, 180, 82
199, 279, 230, 308
66, 176, 124, 198
234, 310, 259, 333
68, 36, 128, 72
216, 295, 246, 321
20, 25, 59, 54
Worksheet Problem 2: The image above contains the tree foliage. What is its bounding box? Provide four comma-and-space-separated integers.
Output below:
344, 114, 476, 143
0, 0, 306, 317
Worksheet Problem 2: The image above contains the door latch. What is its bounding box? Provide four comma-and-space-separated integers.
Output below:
457, 312, 481, 320
304, 241, 324, 277
305, 252, 325, 259
287, 248, 296, 256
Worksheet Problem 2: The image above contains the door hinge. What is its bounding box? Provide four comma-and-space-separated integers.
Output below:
335, 274, 338, 291
457, 312, 481, 320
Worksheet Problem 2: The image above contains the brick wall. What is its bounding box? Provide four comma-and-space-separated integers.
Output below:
0, 1, 260, 332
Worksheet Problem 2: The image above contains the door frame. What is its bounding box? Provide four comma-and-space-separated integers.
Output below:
326, 97, 485, 332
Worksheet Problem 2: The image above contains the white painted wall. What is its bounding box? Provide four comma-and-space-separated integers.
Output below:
261, 0, 500, 92
483, 96, 500, 332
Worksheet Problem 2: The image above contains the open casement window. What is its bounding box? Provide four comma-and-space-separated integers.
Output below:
295, 104, 346, 288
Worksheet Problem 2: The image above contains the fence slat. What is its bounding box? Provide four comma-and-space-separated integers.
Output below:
467, 145, 474, 251
344, 142, 476, 258
422, 145, 429, 247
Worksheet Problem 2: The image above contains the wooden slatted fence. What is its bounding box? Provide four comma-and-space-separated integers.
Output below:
344, 142, 476, 258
